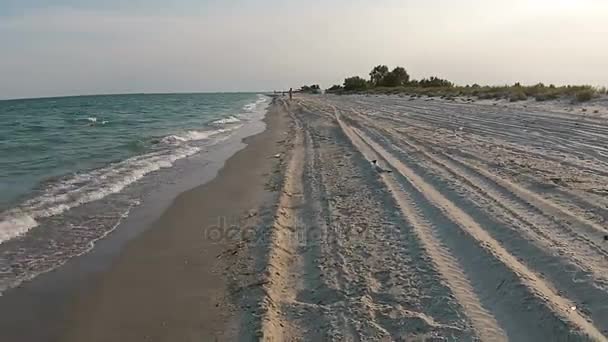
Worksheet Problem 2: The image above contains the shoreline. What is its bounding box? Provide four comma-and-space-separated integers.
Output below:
0, 97, 291, 341
63, 97, 291, 341
0, 93, 270, 295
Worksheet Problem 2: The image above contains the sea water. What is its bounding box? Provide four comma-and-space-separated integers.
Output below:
0, 93, 269, 293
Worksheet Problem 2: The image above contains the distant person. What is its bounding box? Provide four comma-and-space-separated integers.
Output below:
289, 88, 293, 100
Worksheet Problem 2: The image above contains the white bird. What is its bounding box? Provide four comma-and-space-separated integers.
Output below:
371, 160, 392, 173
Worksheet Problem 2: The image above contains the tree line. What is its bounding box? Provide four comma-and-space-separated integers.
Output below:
327, 65, 453, 92
323, 65, 604, 103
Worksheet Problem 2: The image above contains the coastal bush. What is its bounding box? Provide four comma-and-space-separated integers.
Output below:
326, 84, 343, 93
369, 65, 389, 86
509, 90, 528, 102
329, 64, 605, 102
535, 92, 559, 101
380, 67, 410, 87
575, 89, 595, 102
368, 65, 411, 87
300, 84, 321, 94
343, 76, 368, 91
419, 76, 454, 88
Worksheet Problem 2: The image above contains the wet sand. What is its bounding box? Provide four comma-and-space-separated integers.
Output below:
62, 98, 292, 341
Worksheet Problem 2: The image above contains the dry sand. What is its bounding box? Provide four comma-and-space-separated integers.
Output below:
246, 95, 608, 341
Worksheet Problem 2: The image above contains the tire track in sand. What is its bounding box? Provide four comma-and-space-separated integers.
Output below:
334, 111, 508, 342
258, 100, 306, 341
374, 123, 608, 283
344, 106, 608, 287
360, 125, 608, 330
336, 114, 607, 341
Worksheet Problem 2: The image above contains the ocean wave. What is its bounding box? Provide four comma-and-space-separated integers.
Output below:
0, 199, 140, 295
83, 117, 108, 125
243, 103, 257, 112
0, 123, 247, 244
160, 127, 234, 145
242, 94, 269, 113
0, 145, 200, 244
212, 116, 241, 125
0, 214, 38, 243
0, 96, 267, 246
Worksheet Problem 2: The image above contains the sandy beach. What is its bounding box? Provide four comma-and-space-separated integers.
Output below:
244, 95, 608, 341
3, 0, 607, 340
3, 94, 608, 341
54, 98, 291, 341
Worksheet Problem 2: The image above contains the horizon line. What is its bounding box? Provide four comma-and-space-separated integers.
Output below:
0, 90, 279, 102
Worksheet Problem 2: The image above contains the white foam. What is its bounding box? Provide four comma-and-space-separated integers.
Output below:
242, 94, 269, 113
0, 199, 141, 295
160, 135, 188, 144
160, 127, 234, 145
183, 129, 224, 140
243, 103, 257, 112
0, 145, 200, 244
0, 99, 261, 245
213, 116, 241, 125
0, 213, 38, 242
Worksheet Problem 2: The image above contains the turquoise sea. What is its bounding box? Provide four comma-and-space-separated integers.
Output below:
0, 92, 269, 292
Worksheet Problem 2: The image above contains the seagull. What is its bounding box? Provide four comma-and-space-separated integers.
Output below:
371, 160, 392, 173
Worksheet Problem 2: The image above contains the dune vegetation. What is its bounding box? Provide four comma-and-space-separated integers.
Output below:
326, 65, 607, 103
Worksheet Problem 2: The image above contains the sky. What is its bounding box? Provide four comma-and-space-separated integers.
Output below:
1, 0, 607, 99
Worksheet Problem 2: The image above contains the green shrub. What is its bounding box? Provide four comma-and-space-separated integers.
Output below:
509, 90, 528, 102
534, 90, 560, 101
343, 76, 368, 91
326, 84, 343, 93
575, 89, 595, 102
379, 67, 410, 87
419, 76, 453, 88
300, 84, 321, 94
369, 65, 389, 86
328, 64, 604, 99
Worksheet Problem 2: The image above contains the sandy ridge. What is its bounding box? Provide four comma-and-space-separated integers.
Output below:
345, 120, 607, 341
334, 110, 508, 341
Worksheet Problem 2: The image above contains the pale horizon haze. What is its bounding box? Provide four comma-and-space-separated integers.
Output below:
1, 0, 607, 99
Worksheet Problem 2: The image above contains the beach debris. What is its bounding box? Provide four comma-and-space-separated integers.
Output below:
216, 248, 239, 259
216, 241, 246, 259
243, 279, 270, 290
371, 160, 392, 173
247, 209, 258, 218
570, 306, 577, 312
603, 235, 608, 242
549, 177, 563, 184
273, 153, 281, 158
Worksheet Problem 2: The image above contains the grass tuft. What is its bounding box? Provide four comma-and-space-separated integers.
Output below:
575, 89, 595, 102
